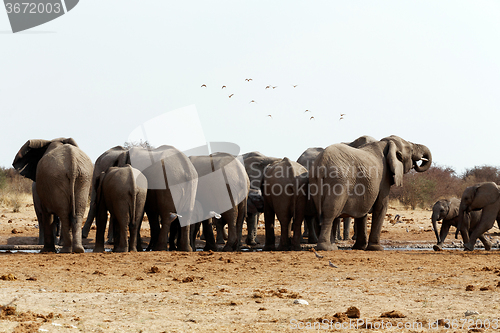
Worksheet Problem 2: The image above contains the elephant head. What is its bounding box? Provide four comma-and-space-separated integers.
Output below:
431, 198, 458, 243
382, 136, 432, 186
12, 138, 79, 181
456, 182, 500, 241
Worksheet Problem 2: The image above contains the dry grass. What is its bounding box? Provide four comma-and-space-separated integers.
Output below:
0, 189, 31, 212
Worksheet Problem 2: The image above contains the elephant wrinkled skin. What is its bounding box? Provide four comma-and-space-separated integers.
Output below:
13, 138, 93, 253
309, 135, 432, 251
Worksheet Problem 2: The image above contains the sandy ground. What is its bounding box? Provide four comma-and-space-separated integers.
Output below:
1, 204, 500, 332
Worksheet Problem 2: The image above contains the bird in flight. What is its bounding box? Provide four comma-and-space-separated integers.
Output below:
229, 94, 234, 98
222, 85, 226, 89
310, 116, 315, 120
304, 110, 311, 113
249, 100, 257, 103
267, 114, 273, 119
245, 78, 253, 81
292, 84, 298, 88
340, 113, 346, 117
201, 84, 207, 88
265, 85, 271, 89
272, 86, 277, 89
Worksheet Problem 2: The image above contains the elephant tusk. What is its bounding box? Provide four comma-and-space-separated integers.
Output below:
210, 211, 222, 219
420, 157, 429, 162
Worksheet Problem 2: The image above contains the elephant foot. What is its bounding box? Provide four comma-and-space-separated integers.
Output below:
72, 245, 85, 253
351, 242, 367, 250
60, 246, 72, 253
106, 238, 114, 245
93, 246, 105, 253
307, 235, 318, 244
483, 241, 492, 251
113, 247, 127, 253
316, 242, 338, 251
433, 244, 443, 251
180, 245, 193, 252
216, 238, 226, 245
277, 244, 291, 251
245, 238, 258, 246
464, 243, 474, 251
203, 245, 217, 252
291, 244, 302, 251
366, 244, 384, 251
40, 246, 56, 253
263, 244, 276, 251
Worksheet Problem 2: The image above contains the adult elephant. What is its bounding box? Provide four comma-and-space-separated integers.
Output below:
457, 182, 500, 251
130, 145, 198, 252
189, 153, 249, 251
82, 146, 129, 240
241, 152, 280, 245
431, 198, 491, 251
262, 158, 308, 251
13, 138, 93, 253
94, 166, 148, 252
310, 135, 432, 251
297, 135, 377, 243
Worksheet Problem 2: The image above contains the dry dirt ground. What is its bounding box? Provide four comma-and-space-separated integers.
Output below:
1, 203, 500, 333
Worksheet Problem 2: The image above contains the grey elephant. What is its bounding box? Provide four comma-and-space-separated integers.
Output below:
130, 145, 198, 252
82, 146, 129, 240
431, 198, 491, 251
457, 182, 500, 251
32, 182, 60, 245
262, 158, 308, 251
13, 138, 93, 253
309, 135, 432, 251
297, 135, 377, 243
189, 153, 249, 251
242, 152, 280, 245
94, 166, 148, 252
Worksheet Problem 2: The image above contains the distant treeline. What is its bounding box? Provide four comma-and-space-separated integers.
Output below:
390, 165, 500, 209
2, 164, 500, 210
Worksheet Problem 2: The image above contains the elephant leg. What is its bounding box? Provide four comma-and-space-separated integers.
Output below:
352, 216, 368, 250
245, 213, 259, 246
366, 199, 389, 251
146, 212, 160, 251
203, 219, 217, 251
190, 222, 201, 251
168, 219, 179, 251
59, 216, 73, 253
215, 219, 226, 245
433, 222, 451, 251
291, 206, 305, 251
40, 210, 56, 253
93, 205, 108, 253
303, 217, 318, 244
114, 216, 129, 253
222, 210, 239, 252
128, 221, 138, 252
107, 216, 115, 245
302, 219, 309, 238
277, 215, 292, 251
479, 234, 492, 251
178, 224, 192, 252
71, 216, 85, 253
343, 217, 352, 240
351, 222, 357, 240
155, 213, 179, 251
464, 207, 498, 251
316, 213, 339, 251
82, 202, 96, 239
333, 218, 341, 241
264, 206, 276, 251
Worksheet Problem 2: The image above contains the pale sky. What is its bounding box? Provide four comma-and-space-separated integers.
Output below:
1, 1, 499, 174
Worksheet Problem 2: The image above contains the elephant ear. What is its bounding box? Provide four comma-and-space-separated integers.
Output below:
445, 199, 459, 220
12, 139, 52, 181
59, 137, 79, 147
386, 140, 404, 186
115, 151, 130, 167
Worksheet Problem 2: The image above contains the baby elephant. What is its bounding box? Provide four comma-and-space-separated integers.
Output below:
262, 158, 308, 251
94, 166, 148, 252
431, 198, 490, 251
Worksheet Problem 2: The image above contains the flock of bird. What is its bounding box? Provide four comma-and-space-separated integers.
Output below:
200, 79, 346, 121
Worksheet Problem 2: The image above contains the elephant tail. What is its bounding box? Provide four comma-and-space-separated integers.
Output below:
129, 168, 138, 228
69, 162, 78, 226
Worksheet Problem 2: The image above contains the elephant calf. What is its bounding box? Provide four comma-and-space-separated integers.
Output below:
262, 158, 308, 251
431, 198, 491, 251
94, 166, 148, 252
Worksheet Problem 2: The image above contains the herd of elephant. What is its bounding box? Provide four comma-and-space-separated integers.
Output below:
11, 135, 499, 254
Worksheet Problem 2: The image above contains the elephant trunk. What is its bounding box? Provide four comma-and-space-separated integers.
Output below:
431, 212, 441, 244
412, 144, 432, 172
